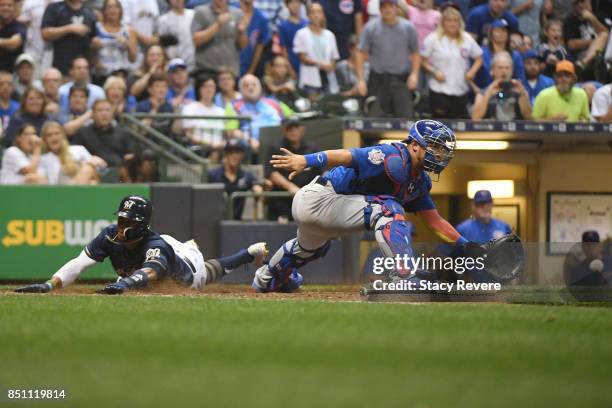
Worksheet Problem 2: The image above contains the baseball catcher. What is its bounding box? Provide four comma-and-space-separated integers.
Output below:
15, 195, 268, 294
252, 120, 521, 292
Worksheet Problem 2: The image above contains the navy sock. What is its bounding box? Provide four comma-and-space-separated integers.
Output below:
217, 249, 253, 271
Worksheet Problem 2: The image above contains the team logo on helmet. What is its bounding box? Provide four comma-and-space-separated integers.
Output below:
123, 200, 136, 210
367, 149, 385, 165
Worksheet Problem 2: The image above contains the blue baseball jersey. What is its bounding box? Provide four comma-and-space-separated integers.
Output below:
85, 225, 194, 286
323, 143, 436, 213
456, 218, 512, 244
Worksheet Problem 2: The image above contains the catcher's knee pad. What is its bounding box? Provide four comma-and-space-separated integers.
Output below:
270, 239, 331, 275
364, 196, 406, 230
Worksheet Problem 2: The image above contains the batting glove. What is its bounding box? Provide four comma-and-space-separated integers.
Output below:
96, 283, 126, 295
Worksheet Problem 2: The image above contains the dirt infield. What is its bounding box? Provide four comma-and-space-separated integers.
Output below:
1, 283, 363, 302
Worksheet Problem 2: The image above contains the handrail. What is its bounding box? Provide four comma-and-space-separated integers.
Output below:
227, 191, 293, 220
120, 113, 209, 165
127, 113, 253, 121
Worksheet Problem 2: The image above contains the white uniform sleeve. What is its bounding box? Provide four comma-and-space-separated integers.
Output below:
52, 250, 98, 286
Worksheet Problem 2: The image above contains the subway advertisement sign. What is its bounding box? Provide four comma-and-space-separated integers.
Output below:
0, 185, 149, 280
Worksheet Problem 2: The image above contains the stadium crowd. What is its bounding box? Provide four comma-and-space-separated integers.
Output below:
0, 0, 611, 217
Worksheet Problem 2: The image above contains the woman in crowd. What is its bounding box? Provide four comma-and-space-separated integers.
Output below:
474, 19, 526, 90
104, 75, 136, 119
128, 45, 167, 100
405, 0, 441, 50
3, 87, 49, 148
421, 4, 483, 118
335, 35, 369, 97
293, 2, 340, 100
0, 124, 47, 184
92, 0, 138, 85
263, 55, 298, 106
214, 66, 242, 108
182, 75, 228, 161
39, 121, 107, 185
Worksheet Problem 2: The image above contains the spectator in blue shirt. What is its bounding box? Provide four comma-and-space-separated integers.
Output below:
58, 57, 106, 111
0, 70, 19, 133
166, 58, 196, 110
466, 0, 518, 44
456, 190, 512, 244
521, 49, 554, 103
238, 0, 271, 76
278, 0, 307, 74
474, 18, 525, 89
136, 73, 175, 136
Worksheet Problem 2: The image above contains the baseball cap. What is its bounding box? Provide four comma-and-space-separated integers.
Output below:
224, 139, 247, 152
555, 60, 575, 75
490, 19, 509, 29
15, 53, 35, 67
440, 1, 461, 12
282, 117, 302, 128
522, 49, 542, 61
473, 190, 493, 204
582, 230, 600, 243
168, 58, 187, 73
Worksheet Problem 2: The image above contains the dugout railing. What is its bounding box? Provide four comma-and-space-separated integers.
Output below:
120, 113, 253, 183
227, 191, 294, 220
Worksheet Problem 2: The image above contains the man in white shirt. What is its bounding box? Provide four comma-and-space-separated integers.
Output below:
591, 81, 612, 122
120, 0, 159, 67
157, 0, 194, 69
18, 0, 60, 78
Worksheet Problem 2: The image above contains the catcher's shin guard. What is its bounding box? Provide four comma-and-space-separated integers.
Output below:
368, 197, 417, 278
375, 215, 417, 278
252, 238, 331, 292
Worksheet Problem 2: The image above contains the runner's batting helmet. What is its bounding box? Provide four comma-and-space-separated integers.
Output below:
114, 195, 152, 241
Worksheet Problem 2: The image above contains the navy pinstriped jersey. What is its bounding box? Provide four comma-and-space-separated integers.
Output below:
324, 143, 435, 213
85, 225, 193, 286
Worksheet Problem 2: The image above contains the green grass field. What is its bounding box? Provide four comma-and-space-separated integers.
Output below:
1, 289, 612, 407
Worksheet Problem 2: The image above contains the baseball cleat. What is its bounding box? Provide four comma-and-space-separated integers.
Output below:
248, 242, 268, 267
252, 265, 303, 293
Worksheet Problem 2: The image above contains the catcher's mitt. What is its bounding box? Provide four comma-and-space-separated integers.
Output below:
480, 233, 525, 283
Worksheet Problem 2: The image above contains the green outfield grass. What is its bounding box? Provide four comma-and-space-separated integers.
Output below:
1, 291, 611, 408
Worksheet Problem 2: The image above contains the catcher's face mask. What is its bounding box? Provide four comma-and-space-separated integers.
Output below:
404, 120, 456, 180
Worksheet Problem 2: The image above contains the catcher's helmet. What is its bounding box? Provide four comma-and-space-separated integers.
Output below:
404, 120, 456, 174
114, 195, 152, 241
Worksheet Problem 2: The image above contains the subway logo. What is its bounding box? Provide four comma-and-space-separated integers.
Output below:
2, 220, 113, 247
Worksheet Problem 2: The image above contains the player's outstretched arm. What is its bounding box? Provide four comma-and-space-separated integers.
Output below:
96, 268, 159, 295
417, 209, 467, 244
15, 250, 97, 293
417, 208, 486, 257
270, 148, 352, 180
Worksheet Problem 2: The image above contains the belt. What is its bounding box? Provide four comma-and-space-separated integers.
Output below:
181, 255, 196, 274
371, 71, 409, 80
